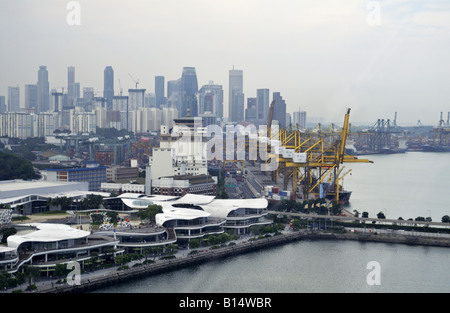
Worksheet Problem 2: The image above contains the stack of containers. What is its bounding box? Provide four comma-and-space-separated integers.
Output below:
263, 186, 295, 201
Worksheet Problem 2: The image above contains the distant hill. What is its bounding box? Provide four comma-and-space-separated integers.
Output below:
0, 151, 39, 181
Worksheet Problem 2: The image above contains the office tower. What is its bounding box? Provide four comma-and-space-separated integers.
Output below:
286, 113, 292, 128
197, 82, 224, 118
155, 76, 166, 108
180, 67, 199, 117
37, 66, 50, 113
167, 79, 181, 110
293, 109, 307, 129
82, 87, 95, 110
228, 68, 244, 123
51, 89, 64, 112
256, 88, 270, 122
104, 66, 114, 111
272, 92, 287, 128
0, 96, 5, 113
245, 97, 257, 122
8, 86, 20, 112
144, 93, 156, 108
25, 84, 38, 111
67, 66, 80, 108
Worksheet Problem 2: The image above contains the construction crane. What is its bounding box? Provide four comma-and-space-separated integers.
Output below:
128, 73, 140, 89
118, 79, 123, 96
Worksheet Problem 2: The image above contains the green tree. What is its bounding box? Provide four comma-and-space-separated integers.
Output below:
137, 204, 163, 223
23, 265, 40, 286
81, 194, 104, 211
0, 227, 17, 244
442, 215, 450, 223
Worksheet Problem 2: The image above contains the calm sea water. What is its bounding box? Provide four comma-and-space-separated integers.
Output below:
95, 152, 450, 293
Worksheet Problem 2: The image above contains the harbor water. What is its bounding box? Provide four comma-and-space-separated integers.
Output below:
95, 152, 450, 293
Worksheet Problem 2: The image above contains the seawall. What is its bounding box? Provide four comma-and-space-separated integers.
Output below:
40, 230, 450, 293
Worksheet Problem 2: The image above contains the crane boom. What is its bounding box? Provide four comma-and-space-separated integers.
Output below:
128, 73, 140, 89
339, 108, 351, 164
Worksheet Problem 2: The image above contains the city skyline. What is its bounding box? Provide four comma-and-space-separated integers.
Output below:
1, 1, 450, 125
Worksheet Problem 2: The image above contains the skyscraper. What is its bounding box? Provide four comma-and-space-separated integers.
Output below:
245, 97, 257, 122
25, 84, 38, 111
293, 109, 307, 129
104, 66, 114, 111
8, 86, 20, 112
197, 82, 224, 118
155, 76, 165, 108
256, 88, 270, 122
68, 66, 80, 108
128, 88, 146, 111
37, 66, 50, 113
0, 96, 6, 114
272, 92, 287, 128
167, 79, 181, 110
228, 68, 244, 123
180, 67, 199, 117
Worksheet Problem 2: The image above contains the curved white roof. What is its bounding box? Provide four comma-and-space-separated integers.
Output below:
121, 198, 155, 209
172, 194, 215, 205
201, 198, 269, 219
155, 203, 211, 226
7, 223, 90, 248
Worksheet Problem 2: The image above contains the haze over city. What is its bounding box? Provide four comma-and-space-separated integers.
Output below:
1, 0, 449, 125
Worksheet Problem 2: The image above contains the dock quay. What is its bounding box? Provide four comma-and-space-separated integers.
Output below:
38, 229, 449, 293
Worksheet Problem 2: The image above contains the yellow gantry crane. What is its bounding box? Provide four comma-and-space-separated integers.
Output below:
267, 108, 372, 203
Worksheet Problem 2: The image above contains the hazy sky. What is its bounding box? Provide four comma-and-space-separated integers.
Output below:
1, 0, 449, 125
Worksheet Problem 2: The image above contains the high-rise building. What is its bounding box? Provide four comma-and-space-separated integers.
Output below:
0, 96, 6, 114
82, 87, 95, 110
37, 66, 50, 114
0, 112, 33, 139
245, 97, 257, 122
167, 79, 181, 110
8, 86, 20, 112
155, 76, 166, 108
67, 66, 80, 108
293, 109, 307, 129
272, 92, 287, 128
128, 89, 146, 111
228, 68, 244, 123
144, 93, 156, 108
104, 66, 114, 111
197, 82, 224, 118
256, 88, 270, 122
51, 89, 64, 112
25, 84, 38, 111
286, 113, 292, 128
180, 67, 199, 117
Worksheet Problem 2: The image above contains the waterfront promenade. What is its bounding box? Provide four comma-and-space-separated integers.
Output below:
15, 226, 449, 293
